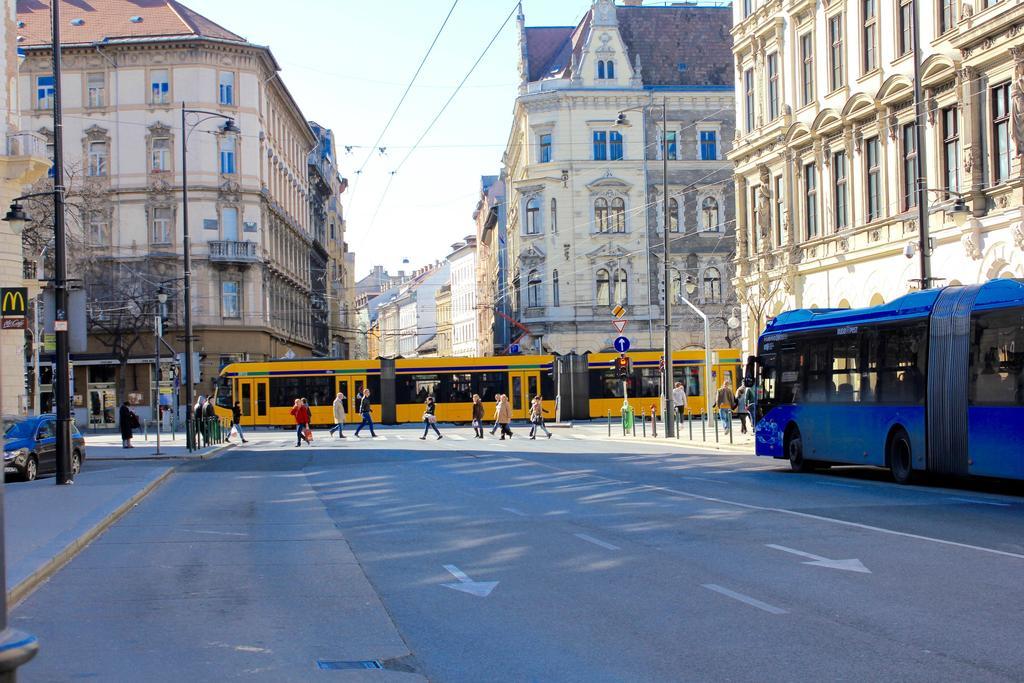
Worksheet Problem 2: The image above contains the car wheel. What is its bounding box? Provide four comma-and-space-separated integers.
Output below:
888, 429, 914, 485
786, 427, 813, 473
71, 450, 82, 476
24, 456, 38, 482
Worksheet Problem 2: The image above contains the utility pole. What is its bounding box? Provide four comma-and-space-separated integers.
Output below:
662, 97, 675, 438
51, 0, 73, 484
912, 0, 931, 289
180, 103, 195, 423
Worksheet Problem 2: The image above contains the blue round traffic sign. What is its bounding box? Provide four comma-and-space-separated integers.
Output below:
613, 336, 631, 353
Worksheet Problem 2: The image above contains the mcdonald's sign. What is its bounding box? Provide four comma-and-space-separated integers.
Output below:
1, 287, 27, 329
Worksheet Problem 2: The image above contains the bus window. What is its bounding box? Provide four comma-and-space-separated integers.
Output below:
831, 337, 862, 402
970, 309, 1024, 406
805, 337, 832, 402
876, 323, 927, 404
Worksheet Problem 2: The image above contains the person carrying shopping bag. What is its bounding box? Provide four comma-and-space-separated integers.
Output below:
716, 380, 735, 435
290, 398, 311, 446
227, 401, 248, 443
489, 394, 503, 436
497, 394, 513, 440
471, 394, 485, 438
734, 383, 751, 435
529, 395, 552, 439
329, 391, 347, 438
420, 396, 442, 440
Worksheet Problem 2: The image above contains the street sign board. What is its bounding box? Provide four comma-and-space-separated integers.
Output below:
613, 336, 631, 353
54, 320, 68, 332
1, 318, 25, 330
612, 304, 626, 318
612, 319, 627, 334
509, 343, 520, 354
1, 287, 27, 329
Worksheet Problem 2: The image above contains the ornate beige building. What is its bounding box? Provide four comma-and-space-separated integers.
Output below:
17, 0, 349, 419
730, 0, 1024, 353
504, 0, 739, 355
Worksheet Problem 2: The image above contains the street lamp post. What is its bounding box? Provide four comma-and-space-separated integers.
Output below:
681, 278, 714, 421
155, 287, 167, 456
911, 0, 933, 289
180, 104, 239, 429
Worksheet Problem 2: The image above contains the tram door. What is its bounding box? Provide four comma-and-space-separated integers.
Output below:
236, 378, 268, 426
508, 371, 540, 420
337, 376, 367, 422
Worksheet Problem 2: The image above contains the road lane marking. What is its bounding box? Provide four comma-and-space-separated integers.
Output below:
702, 584, 787, 615
574, 533, 620, 551
766, 544, 871, 573
447, 434, 467, 440
502, 507, 527, 516
948, 497, 1011, 507
189, 530, 248, 537
816, 481, 863, 489
442, 565, 498, 597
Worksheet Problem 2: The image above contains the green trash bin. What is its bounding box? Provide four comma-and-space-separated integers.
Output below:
621, 404, 634, 432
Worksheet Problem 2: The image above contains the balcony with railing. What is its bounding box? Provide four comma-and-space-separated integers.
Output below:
208, 240, 260, 265
6, 131, 48, 159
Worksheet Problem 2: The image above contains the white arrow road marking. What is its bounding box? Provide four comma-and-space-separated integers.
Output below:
702, 584, 787, 615
442, 565, 498, 597
574, 533, 620, 551
766, 544, 871, 573
502, 507, 527, 516
948, 497, 1011, 507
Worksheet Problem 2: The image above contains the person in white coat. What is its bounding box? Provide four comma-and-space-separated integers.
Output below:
328, 391, 347, 438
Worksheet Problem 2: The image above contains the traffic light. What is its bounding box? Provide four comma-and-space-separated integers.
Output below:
615, 354, 631, 380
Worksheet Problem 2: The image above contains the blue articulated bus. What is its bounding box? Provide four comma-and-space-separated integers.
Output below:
747, 279, 1024, 483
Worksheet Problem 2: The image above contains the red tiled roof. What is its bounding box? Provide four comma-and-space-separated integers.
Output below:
16, 0, 246, 48
524, 4, 733, 88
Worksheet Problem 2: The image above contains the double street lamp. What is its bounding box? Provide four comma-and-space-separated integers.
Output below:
180, 105, 239, 422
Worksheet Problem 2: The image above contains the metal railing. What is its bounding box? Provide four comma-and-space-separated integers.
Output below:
186, 417, 229, 452
208, 240, 260, 263
6, 131, 48, 158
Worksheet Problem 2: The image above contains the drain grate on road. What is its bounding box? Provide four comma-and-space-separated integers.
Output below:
316, 659, 383, 671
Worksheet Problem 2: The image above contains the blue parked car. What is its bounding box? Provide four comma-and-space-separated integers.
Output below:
3, 415, 86, 482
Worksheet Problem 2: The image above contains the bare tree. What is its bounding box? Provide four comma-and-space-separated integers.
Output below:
738, 270, 787, 342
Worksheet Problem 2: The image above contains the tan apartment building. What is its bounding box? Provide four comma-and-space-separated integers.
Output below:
730, 0, 1024, 353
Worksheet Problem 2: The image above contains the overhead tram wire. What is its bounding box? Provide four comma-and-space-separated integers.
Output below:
349, 0, 462, 205
354, 0, 521, 249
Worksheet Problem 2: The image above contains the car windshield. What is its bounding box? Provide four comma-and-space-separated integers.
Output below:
3, 418, 33, 440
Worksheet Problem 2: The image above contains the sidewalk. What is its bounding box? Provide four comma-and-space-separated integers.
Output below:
83, 432, 235, 461
569, 416, 755, 453
5, 461, 173, 605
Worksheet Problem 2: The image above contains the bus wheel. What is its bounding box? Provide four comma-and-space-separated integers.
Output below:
786, 427, 812, 473
888, 429, 914, 484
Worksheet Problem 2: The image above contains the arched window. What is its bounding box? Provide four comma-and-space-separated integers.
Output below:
527, 270, 542, 307
869, 293, 885, 306
703, 267, 722, 303
611, 197, 626, 232
595, 197, 610, 232
552, 269, 560, 307
596, 269, 611, 306
613, 269, 628, 304
701, 197, 719, 231
668, 197, 680, 232
597, 60, 606, 79
607, 60, 615, 79
550, 198, 557, 233
670, 268, 683, 303
525, 197, 540, 234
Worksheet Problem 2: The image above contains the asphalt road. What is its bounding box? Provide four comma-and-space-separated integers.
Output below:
12, 427, 1024, 682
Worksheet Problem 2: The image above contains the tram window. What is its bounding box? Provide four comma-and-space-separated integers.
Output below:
367, 376, 381, 401
475, 373, 506, 402
589, 369, 623, 398
256, 383, 267, 416
397, 374, 440, 404
449, 373, 474, 403
240, 383, 251, 416
269, 376, 334, 407
637, 368, 661, 397
527, 375, 539, 401
673, 367, 701, 397
215, 377, 233, 408
541, 372, 555, 398
970, 309, 1024, 406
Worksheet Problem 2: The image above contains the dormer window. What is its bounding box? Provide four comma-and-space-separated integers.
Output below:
597, 60, 616, 80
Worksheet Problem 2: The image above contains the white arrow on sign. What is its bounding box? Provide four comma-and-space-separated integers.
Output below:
766, 544, 871, 573
612, 319, 627, 334
442, 564, 499, 597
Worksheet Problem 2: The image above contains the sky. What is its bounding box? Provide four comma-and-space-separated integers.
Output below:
186, 0, 596, 280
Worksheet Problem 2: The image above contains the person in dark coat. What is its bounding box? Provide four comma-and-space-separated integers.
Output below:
119, 401, 135, 449
353, 388, 377, 437
471, 394, 485, 438
419, 396, 442, 440
228, 401, 248, 443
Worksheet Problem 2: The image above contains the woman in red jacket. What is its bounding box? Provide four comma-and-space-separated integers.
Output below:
290, 398, 311, 447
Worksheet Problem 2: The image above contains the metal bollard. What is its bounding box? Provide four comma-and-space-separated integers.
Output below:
728, 410, 733, 445
688, 410, 693, 440
641, 408, 646, 438
651, 405, 657, 438
714, 408, 720, 443
701, 410, 706, 441
607, 410, 611, 437
632, 410, 636, 437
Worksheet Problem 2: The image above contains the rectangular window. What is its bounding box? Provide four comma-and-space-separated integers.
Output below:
151, 69, 169, 104
220, 137, 237, 174
767, 52, 779, 121
87, 73, 105, 108
151, 207, 172, 244
593, 131, 607, 161
744, 68, 755, 132
969, 309, 1024, 407
87, 141, 107, 177
805, 162, 818, 239
992, 83, 1011, 183
833, 151, 848, 231
87, 211, 108, 245
222, 281, 241, 318
222, 207, 239, 241
862, 0, 877, 72
609, 130, 623, 160
800, 34, 814, 106
699, 130, 718, 160
942, 106, 960, 194
151, 137, 170, 172
939, 0, 955, 33
218, 71, 235, 105
902, 122, 918, 209
773, 174, 784, 247
749, 185, 760, 253
899, 0, 914, 56
743, 0, 753, 17
539, 133, 552, 163
829, 15, 844, 91
37, 75, 55, 110
865, 136, 881, 221
665, 131, 677, 160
